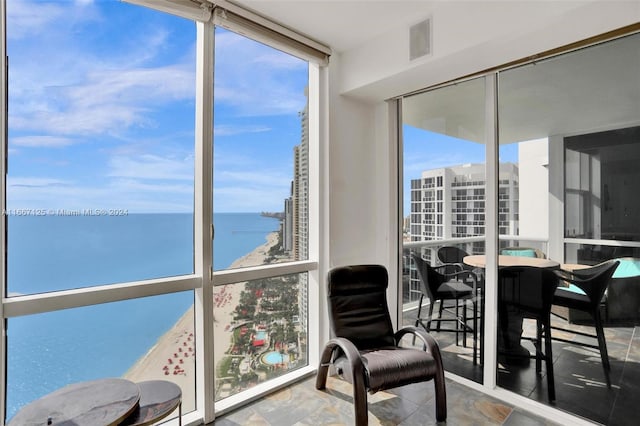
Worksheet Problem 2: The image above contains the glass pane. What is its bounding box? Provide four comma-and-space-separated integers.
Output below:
6, 0, 196, 294
6, 292, 195, 423
213, 27, 309, 270
401, 76, 486, 384
213, 274, 308, 401
564, 127, 640, 244
497, 32, 640, 422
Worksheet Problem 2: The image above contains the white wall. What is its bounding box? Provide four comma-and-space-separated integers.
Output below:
339, 1, 640, 102
518, 139, 550, 239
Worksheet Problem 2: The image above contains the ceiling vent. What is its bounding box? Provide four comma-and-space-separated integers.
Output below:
409, 18, 432, 60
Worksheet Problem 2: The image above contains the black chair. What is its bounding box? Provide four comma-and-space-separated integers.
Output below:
437, 246, 472, 273
412, 253, 480, 365
437, 246, 485, 364
316, 264, 446, 425
498, 266, 560, 403
551, 259, 619, 387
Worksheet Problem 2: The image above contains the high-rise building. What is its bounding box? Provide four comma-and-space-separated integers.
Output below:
408, 162, 519, 300
283, 92, 309, 331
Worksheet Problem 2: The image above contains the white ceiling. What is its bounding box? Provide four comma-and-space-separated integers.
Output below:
231, 0, 639, 145
234, 0, 436, 52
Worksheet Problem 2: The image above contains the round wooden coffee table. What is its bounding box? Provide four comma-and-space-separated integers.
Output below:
120, 380, 182, 426
9, 378, 140, 426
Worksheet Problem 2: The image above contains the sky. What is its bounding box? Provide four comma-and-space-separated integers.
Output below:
6, 0, 517, 216
6, 0, 308, 213
402, 124, 518, 216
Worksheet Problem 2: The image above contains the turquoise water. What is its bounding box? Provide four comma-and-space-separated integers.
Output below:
5, 212, 279, 419
262, 351, 286, 365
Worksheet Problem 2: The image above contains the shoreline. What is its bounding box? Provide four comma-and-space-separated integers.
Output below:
122, 230, 280, 412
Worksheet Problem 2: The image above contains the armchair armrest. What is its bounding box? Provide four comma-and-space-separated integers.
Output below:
554, 270, 592, 293
394, 326, 445, 374
316, 337, 364, 390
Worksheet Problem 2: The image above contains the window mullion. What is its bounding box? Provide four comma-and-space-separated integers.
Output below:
194, 19, 215, 425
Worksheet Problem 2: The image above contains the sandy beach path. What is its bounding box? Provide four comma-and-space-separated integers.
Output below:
123, 231, 279, 414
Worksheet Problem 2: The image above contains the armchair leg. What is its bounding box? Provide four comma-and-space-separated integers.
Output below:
434, 368, 447, 422
315, 345, 334, 390
352, 375, 368, 426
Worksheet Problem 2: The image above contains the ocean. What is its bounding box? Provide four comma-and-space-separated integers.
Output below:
5, 212, 280, 419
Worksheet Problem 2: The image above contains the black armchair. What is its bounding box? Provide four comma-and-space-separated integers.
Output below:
551, 259, 619, 387
316, 264, 447, 425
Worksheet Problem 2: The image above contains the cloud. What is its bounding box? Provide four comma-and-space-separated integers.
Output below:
107, 154, 194, 181
6, 175, 194, 213
11, 136, 77, 148
213, 124, 272, 136
10, 64, 195, 137
216, 170, 290, 188
214, 186, 288, 212
214, 30, 308, 116
8, 0, 196, 138
8, 177, 71, 188
6, 0, 68, 39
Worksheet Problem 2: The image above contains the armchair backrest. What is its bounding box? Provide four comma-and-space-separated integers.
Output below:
327, 265, 395, 350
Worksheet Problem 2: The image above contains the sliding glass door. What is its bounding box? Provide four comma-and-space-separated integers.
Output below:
401, 76, 486, 384
401, 29, 639, 424
496, 31, 640, 424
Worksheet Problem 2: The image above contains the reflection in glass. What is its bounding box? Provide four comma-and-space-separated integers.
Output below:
497, 32, 640, 423
401, 77, 486, 384
6, 293, 195, 422
213, 274, 308, 401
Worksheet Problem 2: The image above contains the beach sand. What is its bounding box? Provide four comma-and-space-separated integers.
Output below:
123, 231, 279, 414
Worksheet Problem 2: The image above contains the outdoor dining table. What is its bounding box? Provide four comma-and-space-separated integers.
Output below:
463, 254, 560, 269
462, 254, 560, 365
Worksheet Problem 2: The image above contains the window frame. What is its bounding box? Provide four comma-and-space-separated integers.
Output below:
0, 2, 325, 424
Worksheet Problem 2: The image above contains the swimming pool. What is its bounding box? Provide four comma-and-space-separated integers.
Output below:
262, 351, 286, 365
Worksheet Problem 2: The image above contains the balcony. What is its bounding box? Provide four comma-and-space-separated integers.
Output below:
402, 236, 640, 425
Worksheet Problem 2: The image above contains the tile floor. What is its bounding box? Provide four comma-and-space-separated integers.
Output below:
403, 307, 640, 426
213, 375, 560, 426
214, 310, 639, 425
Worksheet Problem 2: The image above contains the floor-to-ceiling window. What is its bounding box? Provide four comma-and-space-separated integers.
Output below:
3, 1, 197, 420
211, 26, 312, 403
496, 31, 640, 424
400, 29, 639, 425
401, 76, 486, 384
1, 0, 324, 424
